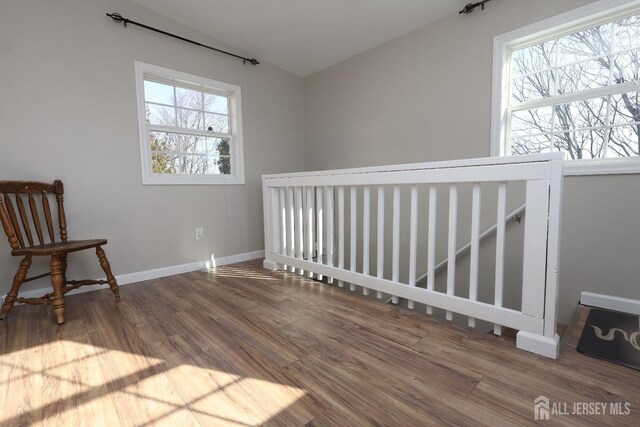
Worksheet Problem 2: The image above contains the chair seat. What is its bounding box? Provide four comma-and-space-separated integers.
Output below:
11, 239, 107, 256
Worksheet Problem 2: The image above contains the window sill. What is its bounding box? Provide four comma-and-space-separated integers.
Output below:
564, 157, 640, 176
142, 174, 245, 185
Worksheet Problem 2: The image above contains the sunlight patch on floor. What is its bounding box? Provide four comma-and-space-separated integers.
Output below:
0, 340, 307, 426
204, 266, 281, 281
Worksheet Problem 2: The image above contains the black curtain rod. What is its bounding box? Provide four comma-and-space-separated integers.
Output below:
459, 0, 491, 15
106, 12, 259, 65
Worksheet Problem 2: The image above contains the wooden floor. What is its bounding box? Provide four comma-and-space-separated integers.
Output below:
0, 260, 638, 426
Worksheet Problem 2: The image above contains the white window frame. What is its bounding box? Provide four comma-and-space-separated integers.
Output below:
491, 0, 640, 176
134, 61, 245, 185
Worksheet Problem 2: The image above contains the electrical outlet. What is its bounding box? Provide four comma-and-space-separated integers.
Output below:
195, 227, 205, 241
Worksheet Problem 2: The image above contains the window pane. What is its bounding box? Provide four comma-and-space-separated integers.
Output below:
175, 87, 204, 110
144, 81, 174, 106
510, 134, 552, 155
149, 131, 231, 175
613, 49, 640, 84
554, 129, 607, 159
146, 103, 176, 127
204, 93, 229, 114
505, 11, 640, 163
556, 22, 613, 66
511, 40, 556, 77
511, 70, 554, 103
176, 107, 203, 130
607, 125, 640, 157
610, 91, 640, 126
205, 113, 230, 133
511, 106, 553, 136
555, 97, 608, 131
613, 14, 640, 51
556, 59, 609, 94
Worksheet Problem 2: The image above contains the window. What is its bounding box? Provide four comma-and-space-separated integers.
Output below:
135, 62, 245, 184
492, 0, 640, 175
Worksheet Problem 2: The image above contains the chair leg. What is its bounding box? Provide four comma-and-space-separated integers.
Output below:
96, 246, 120, 300
60, 253, 68, 283
0, 256, 32, 320
50, 255, 65, 325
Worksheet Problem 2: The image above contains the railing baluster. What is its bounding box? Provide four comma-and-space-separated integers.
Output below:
468, 184, 481, 327
280, 188, 287, 260
494, 183, 507, 335
426, 186, 437, 315
376, 186, 385, 299
408, 185, 418, 309
316, 187, 324, 281
350, 187, 357, 291
391, 185, 400, 304
269, 188, 281, 261
287, 187, 295, 272
326, 186, 335, 284
295, 187, 304, 275
362, 186, 371, 295
338, 186, 345, 287
306, 187, 315, 278
446, 184, 458, 321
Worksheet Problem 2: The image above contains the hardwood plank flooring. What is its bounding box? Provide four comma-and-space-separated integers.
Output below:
0, 260, 638, 426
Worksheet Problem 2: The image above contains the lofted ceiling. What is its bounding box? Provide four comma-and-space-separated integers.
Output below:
131, 0, 469, 77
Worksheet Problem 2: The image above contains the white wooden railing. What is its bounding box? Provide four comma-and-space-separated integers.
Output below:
262, 154, 564, 358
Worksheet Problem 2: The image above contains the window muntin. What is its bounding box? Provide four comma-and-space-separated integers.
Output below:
502, 7, 640, 166
135, 62, 244, 185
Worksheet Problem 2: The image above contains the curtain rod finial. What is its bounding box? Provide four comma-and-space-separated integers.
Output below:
106, 12, 128, 27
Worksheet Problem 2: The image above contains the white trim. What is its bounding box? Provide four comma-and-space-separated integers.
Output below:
2, 250, 264, 304
581, 291, 640, 315
269, 253, 544, 334
264, 153, 562, 179
264, 162, 553, 187
263, 259, 281, 271
205, 249, 265, 268
565, 156, 640, 175
516, 331, 560, 359
134, 61, 245, 186
490, 0, 640, 174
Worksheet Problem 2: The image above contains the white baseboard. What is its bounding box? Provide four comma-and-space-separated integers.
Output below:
2, 250, 264, 303
207, 250, 265, 268
580, 292, 640, 316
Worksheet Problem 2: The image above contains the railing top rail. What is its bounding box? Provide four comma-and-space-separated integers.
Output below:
262, 153, 563, 181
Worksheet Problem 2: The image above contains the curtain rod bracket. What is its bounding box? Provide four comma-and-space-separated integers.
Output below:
459, 0, 491, 15
105, 12, 259, 66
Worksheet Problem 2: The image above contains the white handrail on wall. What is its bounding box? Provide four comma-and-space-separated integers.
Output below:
262, 153, 564, 359
415, 203, 526, 285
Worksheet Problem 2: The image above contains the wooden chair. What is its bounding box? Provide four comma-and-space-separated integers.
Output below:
0, 180, 119, 324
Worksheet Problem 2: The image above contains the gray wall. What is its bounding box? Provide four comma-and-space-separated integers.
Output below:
303, 0, 639, 324
0, 0, 304, 295
2, 0, 637, 324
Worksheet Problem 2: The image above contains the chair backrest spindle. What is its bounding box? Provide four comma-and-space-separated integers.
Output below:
0, 180, 66, 250
15, 195, 34, 246
42, 192, 56, 243
28, 193, 44, 245
2, 194, 25, 248
0, 197, 20, 251
55, 181, 68, 242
